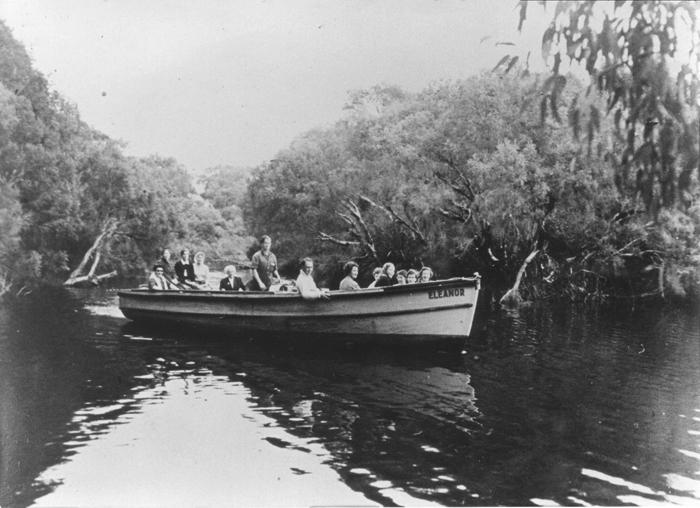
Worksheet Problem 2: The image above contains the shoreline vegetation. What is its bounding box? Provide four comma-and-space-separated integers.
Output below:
1, 1, 698, 306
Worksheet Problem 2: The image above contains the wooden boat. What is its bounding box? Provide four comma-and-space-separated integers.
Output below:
118, 276, 480, 341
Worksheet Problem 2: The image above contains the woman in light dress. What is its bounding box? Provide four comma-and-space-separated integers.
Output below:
193, 251, 211, 289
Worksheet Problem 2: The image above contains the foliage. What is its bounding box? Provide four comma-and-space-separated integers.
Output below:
519, 0, 699, 214
0, 21, 251, 293
245, 67, 699, 301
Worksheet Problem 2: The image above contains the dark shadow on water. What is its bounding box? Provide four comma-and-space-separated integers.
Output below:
2, 288, 699, 507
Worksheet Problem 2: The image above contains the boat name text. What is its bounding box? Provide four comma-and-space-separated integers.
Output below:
428, 288, 465, 299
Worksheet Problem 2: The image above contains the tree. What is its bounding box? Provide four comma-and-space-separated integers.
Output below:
519, 0, 699, 214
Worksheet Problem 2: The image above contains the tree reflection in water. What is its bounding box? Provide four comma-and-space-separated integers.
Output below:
1, 288, 699, 507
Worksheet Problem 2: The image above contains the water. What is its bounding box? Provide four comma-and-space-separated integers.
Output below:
0, 287, 699, 507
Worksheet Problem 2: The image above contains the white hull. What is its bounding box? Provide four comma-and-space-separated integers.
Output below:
119, 277, 480, 340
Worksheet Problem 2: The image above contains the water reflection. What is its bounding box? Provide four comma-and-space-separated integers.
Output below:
0, 288, 699, 507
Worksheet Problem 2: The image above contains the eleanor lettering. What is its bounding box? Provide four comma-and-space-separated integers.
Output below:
428, 288, 465, 299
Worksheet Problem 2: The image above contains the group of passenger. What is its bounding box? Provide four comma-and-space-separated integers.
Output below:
147, 234, 433, 298
149, 247, 241, 291
341, 261, 432, 290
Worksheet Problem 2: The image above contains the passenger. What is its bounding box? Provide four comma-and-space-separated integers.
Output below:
406, 269, 419, 284
296, 257, 329, 300
250, 235, 280, 291
148, 264, 174, 291
419, 266, 433, 283
159, 248, 175, 278
339, 261, 360, 290
395, 269, 407, 285
367, 267, 383, 288
193, 251, 210, 288
374, 262, 396, 287
174, 249, 198, 288
219, 265, 245, 291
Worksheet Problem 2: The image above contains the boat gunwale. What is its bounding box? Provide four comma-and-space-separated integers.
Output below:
120, 301, 473, 320
118, 276, 480, 302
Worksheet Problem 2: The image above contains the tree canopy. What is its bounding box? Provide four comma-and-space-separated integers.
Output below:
519, 0, 699, 215
0, 20, 250, 292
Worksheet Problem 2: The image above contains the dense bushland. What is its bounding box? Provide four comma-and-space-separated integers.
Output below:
243, 73, 698, 301
0, 21, 250, 293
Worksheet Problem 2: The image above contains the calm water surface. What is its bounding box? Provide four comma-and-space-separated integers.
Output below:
0, 287, 699, 506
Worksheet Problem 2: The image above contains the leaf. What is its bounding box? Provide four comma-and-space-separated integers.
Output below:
607, 86, 623, 113
614, 108, 622, 130
552, 52, 562, 75
542, 25, 556, 60
492, 54, 510, 73
550, 94, 561, 123
540, 95, 548, 124
517, 1, 528, 32
553, 75, 567, 96
542, 75, 556, 93
590, 105, 600, 132
496, 41, 516, 47
505, 56, 520, 74
568, 102, 581, 140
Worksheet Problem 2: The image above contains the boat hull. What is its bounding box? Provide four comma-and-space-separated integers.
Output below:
118, 277, 479, 341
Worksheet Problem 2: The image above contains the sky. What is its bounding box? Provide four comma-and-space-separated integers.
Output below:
0, 0, 548, 171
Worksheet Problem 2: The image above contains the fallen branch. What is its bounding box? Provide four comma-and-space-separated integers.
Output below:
66, 219, 117, 281
64, 218, 119, 286
318, 232, 361, 247
500, 248, 540, 307
64, 270, 117, 287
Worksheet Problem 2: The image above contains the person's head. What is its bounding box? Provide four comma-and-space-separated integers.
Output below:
396, 270, 407, 284
194, 251, 205, 264
419, 266, 433, 282
301, 257, 314, 275
162, 248, 171, 261
260, 235, 272, 252
343, 261, 359, 279
224, 265, 236, 277
406, 269, 419, 284
372, 267, 382, 280
152, 264, 165, 277
382, 262, 395, 279
180, 249, 190, 261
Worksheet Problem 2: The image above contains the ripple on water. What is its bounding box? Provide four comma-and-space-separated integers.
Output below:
74, 404, 124, 416
83, 305, 125, 319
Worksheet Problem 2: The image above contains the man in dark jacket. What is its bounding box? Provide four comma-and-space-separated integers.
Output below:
219, 265, 245, 291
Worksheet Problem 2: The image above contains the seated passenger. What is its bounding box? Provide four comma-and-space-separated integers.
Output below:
419, 266, 433, 283
367, 267, 382, 288
296, 257, 329, 300
158, 248, 175, 278
374, 262, 396, 287
193, 251, 211, 288
219, 265, 245, 291
148, 264, 174, 291
174, 249, 198, 288
395, 269, 407, 285
339, 261, 360, 290
406, 269, 419, 284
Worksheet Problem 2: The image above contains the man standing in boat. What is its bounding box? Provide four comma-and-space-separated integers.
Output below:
296, 257, 329, 299
250, 235, 280, 291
